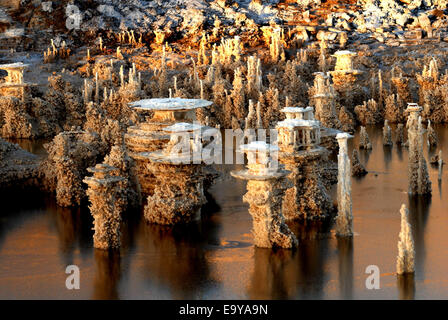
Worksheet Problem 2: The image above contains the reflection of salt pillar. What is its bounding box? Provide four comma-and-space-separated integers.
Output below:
84, 164, 127, 250
396, 204, 415, 275
336, 133, 353, 237
438, 150, 443, 181
231, 142, 298, 249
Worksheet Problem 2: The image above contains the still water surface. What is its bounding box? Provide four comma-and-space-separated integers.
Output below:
0, 125, 447, 299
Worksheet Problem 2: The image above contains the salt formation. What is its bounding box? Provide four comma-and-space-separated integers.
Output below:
406, 103, 432, 195
330, 51, 363, 88
143, 122, 211, 225
125, 98, 212, 197
427, 120, 438, 148
382, 120, 393, 146
276, 108, 332, 220
396, 204, 415, 275
42, 131, 105, 207
0, 137, 40, 188
84, 164, 127, 250
231, 141, 298, 249
335, 133, 354, 237
438, 150, 443, 181
359, 126, 372, 150
0, 62, 35, 99
351, 149, 367, 177
311, 72, 340, 129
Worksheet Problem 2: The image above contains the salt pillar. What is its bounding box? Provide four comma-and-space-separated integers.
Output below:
231, 142, 298, 249
383, 120, 393, 146
406, 104, 431, 195
396, 204, 415, 275
359, 126, 372, 150
84, 164, 127, 250
336, 133, 354, 237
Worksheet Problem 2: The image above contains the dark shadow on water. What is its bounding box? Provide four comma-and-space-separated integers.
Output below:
397, 273, 415, 300
92, 249, 121, 300
247, 248, 297, 299
46, 198, 93, 264
139, 217, 221, 299
383, 145, 392, 171
396, 145, 404, 162
407, 195, 431, 279
337, 237, 353, 300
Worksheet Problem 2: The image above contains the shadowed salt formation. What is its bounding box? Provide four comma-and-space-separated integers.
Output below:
351, 149, 367, 177
336, 133, 354, 237
395, 124, 405, 146
438, 150, 444, 181
382, 120, 393, 146
359, 126, 372, 150
143, 122, 212, 225
276, 107, 332, 220
406, 103, 432, 195
84, 164, 127, 250
427, 120, 438, 148
231, 141, 297, 249
397, 204, 415, 275
125, 98, 212, 197
0, 137, 40, 188
311, 72, 340, 130
42, 130, 105, 207
0, 62, 35, 100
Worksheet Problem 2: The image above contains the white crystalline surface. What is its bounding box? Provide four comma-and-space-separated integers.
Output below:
163, 122, 203, 132
129, 97, 212, 110
0, 62, 29, 69
277, 119, 320, 128
280, 107, 305, 113
333, 50, 355, 56
336, 132, 354, 139
240, 141, 279, 152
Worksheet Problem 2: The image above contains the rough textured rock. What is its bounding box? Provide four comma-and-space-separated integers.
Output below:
41, 130, 106, 207
406, 105, 431, 195
84, 164, 127, 250
359, 126, 373, 150
351, 149, 368, 177
336, 133, 354, 237
0, 137, 40, 189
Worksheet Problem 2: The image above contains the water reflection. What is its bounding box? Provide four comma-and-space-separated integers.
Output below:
337, 238, 353, 300
93, 250, 121, 300
140, 219, 220, 299
407, 195, 431, 279
397, 273, 415, 300
248, 248, 297, 299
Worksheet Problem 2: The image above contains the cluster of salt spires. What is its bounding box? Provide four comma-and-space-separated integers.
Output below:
43, 39, 70, 63
82, 62, 142, 105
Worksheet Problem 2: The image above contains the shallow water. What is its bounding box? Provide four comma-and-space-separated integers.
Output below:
0, 125, 447, 300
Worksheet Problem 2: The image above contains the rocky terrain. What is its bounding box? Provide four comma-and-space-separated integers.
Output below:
0, 0, 448, 208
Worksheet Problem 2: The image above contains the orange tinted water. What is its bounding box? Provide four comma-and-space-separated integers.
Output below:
0, 125, 447, 299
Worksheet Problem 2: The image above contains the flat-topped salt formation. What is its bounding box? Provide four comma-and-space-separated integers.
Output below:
276, 119, 320, 129
0, 62, 30, 69
280, 106, 315, 120
162, 122, 203, 132
336, 132, 354, 140
240, 141, 279, 152
129, 98, 213, 111
405, 103, 423, 112
332, 50, 356, 57
231, 140, 297, 249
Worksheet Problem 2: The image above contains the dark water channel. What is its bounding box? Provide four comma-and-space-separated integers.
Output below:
0, 125, 447, 299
